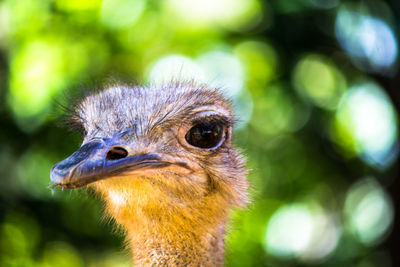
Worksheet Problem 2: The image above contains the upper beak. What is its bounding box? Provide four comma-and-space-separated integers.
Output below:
50, 139, 170, 189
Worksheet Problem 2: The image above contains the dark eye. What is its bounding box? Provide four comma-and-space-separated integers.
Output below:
185, 123, 223, 149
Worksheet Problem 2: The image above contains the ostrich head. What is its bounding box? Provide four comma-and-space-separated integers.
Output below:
50, 82, 248, 265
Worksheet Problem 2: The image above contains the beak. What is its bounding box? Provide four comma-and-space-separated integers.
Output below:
50, 139, 170, 189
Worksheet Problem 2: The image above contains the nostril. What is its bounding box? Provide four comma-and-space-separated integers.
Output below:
106, 146, 128, 160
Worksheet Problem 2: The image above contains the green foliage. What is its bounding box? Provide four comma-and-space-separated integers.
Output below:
0, 0, 398, 266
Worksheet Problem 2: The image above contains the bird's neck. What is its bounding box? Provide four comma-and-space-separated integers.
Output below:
93, 178, 233, 266
127, 222, 226, 266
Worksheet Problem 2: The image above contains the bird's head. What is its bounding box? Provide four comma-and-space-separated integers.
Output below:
50, 83, 248, 230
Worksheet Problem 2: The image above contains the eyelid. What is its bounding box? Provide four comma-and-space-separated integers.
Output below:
191, 117, 230, 127
190, 111, 231, 126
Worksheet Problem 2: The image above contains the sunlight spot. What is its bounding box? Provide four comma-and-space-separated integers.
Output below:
265, 204, 313, 258
344, 178, 394, 245
234, 41, 278, 90
100, 0, 146, 29
165, 0, 262, 30
293, 54, 346, 110
333, 81, 398, 168
335, 7, 398, 73
299, 211, 341, 262
197, 50, 244, 96
147, 54, 206, 84
264, 203, 341, 261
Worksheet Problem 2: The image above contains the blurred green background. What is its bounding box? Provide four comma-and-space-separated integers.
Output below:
0, 0, 399, 266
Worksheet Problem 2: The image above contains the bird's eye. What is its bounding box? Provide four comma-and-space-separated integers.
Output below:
185, 123, 223, 149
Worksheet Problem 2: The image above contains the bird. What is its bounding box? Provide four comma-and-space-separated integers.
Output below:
50, 82, 249, 266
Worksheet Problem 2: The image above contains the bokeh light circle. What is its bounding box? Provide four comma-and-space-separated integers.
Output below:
264, 203, 341, 261
335, 7, 398, 73
293, 54, 346, 110
332, 81, 398, 168
165, 0, 262, 31
100, 0, 146, 29
344, 178, 394, 246
197, 50, 244, 96
265, 204, 314, 258
147, 54, 206, 84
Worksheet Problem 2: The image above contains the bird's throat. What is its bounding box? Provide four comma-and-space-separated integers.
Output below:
128, 224, 226, 266
120, 202, 227, 266
93, 178, 231, 266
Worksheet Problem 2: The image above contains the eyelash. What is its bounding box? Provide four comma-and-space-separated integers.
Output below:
191, 115, 230, 127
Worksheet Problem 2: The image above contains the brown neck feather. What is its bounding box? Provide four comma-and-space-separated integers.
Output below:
92, 176, 237, 266
128, 221, 226, 266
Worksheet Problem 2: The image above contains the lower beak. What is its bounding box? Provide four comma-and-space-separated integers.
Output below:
50, 140, 170, 189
